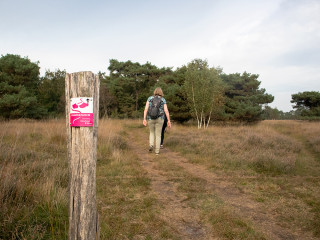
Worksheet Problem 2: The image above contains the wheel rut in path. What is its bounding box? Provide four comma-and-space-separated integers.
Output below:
128, 133, 213, 240
127, 128, 315, 240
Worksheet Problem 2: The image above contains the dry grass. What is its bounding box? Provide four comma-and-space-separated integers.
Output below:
1, 119, 320, 239
167, 121, 320, 176
166, 120, 320, 238
155, 155, 267, 239
97, 119, 181, 239
264, 120, 320, 155
0, 119, 178, 239
0, 119, 68, 239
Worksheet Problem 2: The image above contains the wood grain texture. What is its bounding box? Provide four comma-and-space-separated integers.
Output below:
65, 72, 100, 240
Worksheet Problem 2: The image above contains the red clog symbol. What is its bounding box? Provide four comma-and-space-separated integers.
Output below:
79, 102, 89, 108
72, 98, 90, 110
72, 103, 78, 109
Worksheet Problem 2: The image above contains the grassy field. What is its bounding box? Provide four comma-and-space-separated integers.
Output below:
165, 120, 320, 239
0, 119, 319, 239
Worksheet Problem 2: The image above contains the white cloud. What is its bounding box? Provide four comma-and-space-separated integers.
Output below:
1, 0, 319, 112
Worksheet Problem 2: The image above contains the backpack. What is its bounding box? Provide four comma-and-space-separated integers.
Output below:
148, 96, 162, 119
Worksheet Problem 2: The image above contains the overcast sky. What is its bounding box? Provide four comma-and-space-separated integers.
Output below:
1, 0, 319, 112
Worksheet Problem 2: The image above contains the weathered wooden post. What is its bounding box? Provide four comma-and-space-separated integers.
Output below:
65, 71, 100, 239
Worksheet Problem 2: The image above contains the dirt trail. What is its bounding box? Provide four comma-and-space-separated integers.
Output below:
128, 133, 213, 240
127, 127, 315, 240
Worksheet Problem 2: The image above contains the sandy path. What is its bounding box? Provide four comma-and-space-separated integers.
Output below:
127, 127, 316, 240
128, 133, 213, 240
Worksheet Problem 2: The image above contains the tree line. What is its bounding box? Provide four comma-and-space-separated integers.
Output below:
1, 54, 319, 124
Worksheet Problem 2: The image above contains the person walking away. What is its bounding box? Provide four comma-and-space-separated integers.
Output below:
160, 114, 168, 149
143, 87, 171, 155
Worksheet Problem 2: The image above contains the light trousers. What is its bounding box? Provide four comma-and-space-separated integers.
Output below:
148, 118, 164, 154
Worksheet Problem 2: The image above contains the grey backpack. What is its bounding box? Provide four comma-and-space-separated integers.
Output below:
148, 96, 162, 119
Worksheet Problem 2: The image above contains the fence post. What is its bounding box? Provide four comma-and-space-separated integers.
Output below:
65, 71, 100, 239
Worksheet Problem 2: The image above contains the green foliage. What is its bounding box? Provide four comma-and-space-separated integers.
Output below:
38, 69, 66, 116
184, 59, 225, 128
99, 72, 118, 118
155, 66, 192, 123
291, 91, 320, 118
0, 54, 40, 92
1, 54, 276, 123
0, 86, 46, 119
261, 106, 295, 120
221, 72, 274, 122
0, 54, 46, 119
107, 59, 171, 118
261, 106, 281, 120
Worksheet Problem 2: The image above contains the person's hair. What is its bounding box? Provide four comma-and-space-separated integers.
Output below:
153, 87, 164, 97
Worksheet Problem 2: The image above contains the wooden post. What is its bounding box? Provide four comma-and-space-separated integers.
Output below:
65, 71, 100, 240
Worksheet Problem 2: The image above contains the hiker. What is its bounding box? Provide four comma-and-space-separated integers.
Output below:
160, 114, 168, 149
143, 87, 171, 155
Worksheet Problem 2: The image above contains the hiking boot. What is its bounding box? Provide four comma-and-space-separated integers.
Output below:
149, 146, 153, 153
160, 145, 164, 149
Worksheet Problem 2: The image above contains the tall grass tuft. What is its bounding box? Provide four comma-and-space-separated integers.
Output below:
96, 119, 179, 239
1, 119, 177, 239
0, 119, 68, 239
2, 119, 319, 239
167, 121, 306, 176
166, 120, 320, 238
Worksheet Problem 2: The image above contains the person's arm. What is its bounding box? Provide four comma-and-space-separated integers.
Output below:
143, 100, 149, 126
164, 104, 171, 128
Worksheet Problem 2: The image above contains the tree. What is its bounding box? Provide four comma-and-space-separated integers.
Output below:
184, 59, 224, 128
261, 106, 282, 120
291, 91, 320, 117
155, 66, 192, 123
0, 54, 46, 119
38, 69, 66, 116
221, 72, 274, 122
98, 72, 118, 118
107, 59, 170, 118
0, 54, 40, 92
0, 83, 44, 119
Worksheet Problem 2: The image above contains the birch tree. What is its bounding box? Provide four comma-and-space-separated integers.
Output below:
184, 59, 224, 129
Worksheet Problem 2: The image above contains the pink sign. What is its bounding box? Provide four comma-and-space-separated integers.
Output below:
70, 97, 93, 127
